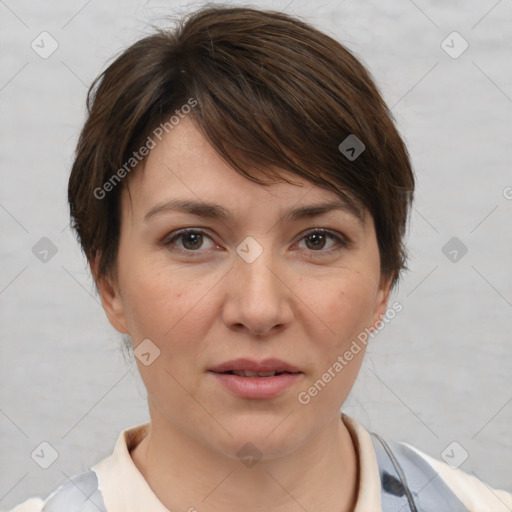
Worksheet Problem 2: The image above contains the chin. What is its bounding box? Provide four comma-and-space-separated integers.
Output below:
208, 412, 309, 461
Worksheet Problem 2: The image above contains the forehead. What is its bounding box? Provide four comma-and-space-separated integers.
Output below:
122, 117, 368, 228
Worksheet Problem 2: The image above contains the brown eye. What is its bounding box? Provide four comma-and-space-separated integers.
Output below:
164, 229, 215, 252
297, 229, 349, 253
304, 232, 327, 250
180, 231, 203, 250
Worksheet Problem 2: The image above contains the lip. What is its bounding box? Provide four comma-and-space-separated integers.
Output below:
210, 372, 303, 399
209, 358, 302, 374
208, 358, 303, 400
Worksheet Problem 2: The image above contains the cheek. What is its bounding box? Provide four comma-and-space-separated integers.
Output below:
118, 253, 217, 353
306, 270, 377, 353
118, 262, 214, 398
296, 273, 377, 407
121, 265, 173, 338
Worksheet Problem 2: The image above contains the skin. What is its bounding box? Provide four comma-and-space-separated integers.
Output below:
93, 116, 393, 512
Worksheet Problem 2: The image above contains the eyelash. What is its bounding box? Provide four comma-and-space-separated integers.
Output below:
162, 228, 350, 257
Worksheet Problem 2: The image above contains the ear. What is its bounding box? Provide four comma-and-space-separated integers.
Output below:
369, 273, 393, 332
90, 253, 129, 334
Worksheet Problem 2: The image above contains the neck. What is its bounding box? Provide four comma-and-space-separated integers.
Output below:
131, 405, 359, 512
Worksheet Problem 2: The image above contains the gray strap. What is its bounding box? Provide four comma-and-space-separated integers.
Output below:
42, 470, 106, 512
371, 432, 418, 511
370, 433, 470, 511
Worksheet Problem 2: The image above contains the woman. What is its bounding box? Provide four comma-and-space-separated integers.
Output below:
9, 5, 511, 511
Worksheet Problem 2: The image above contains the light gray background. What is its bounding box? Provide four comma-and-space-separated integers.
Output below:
1, 0, 511, 508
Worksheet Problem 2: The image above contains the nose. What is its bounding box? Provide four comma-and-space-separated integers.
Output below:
221, 239, 294, 337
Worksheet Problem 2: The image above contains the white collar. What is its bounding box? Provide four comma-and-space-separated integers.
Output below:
91, 413, 382, 511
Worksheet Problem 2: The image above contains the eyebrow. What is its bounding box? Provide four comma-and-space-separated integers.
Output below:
144, 198, 365, 225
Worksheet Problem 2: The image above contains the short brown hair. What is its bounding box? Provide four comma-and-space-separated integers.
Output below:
68, 5, 414, 288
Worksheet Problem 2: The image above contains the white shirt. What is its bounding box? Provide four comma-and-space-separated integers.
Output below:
7, 414, 512, 511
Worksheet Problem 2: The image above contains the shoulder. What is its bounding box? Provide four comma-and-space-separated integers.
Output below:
5, 470, 106, 512
372, 432, 512, 511
5, 498, 45, 512
404, 442, 512, 511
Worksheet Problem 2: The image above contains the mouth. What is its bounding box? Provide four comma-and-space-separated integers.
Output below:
208, 358, 302, 376
208, 358, 303, 398
209, 369, 303, 399
211, 370, 300, 378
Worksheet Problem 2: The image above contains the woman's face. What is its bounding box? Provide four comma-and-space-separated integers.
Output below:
97, 116, 392, 460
